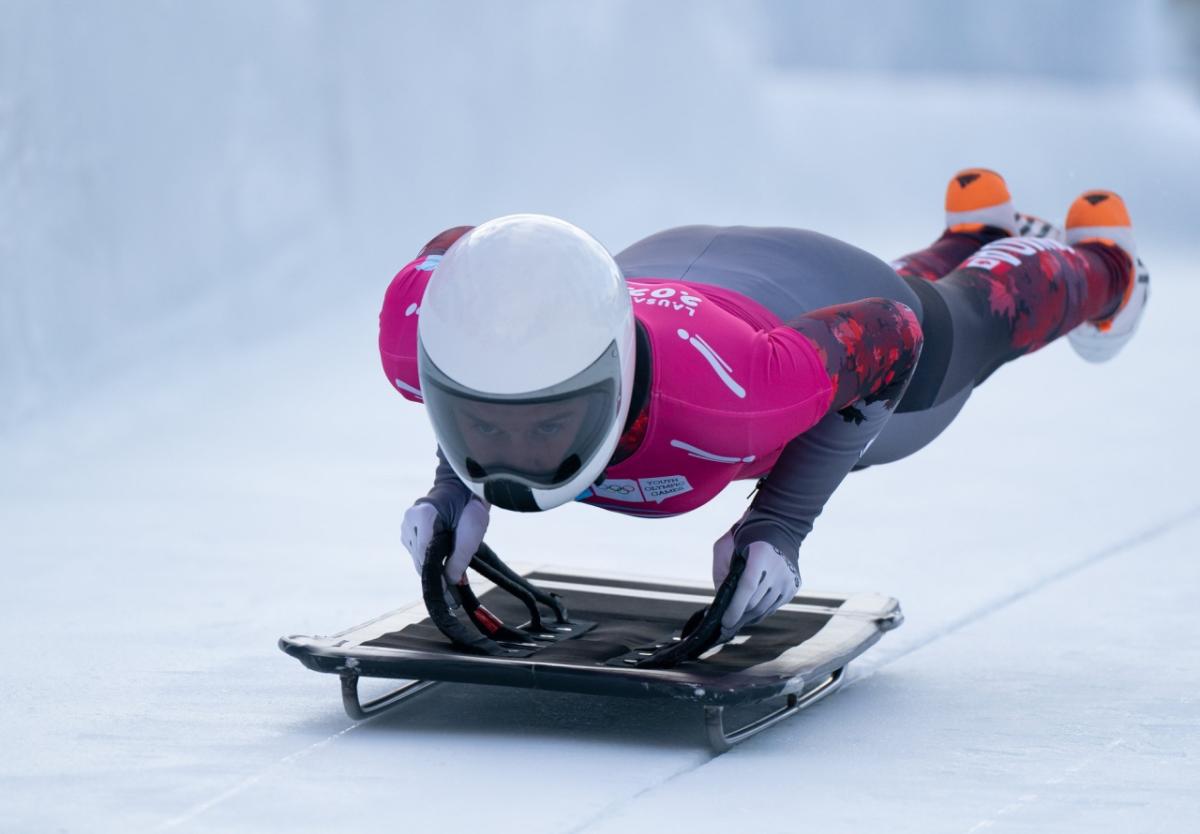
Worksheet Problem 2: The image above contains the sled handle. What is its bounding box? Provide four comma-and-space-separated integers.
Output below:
420, 531, 516, 655
452, 579, 541, 646
422, 533, 573, 655
467, 557, 548, 631
631, 551, 748, 669
473, 543, 572, 624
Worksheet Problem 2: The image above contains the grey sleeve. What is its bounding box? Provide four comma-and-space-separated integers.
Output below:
733, 293, 925, 560
415, 448, 477, 528
732, 400, 892, 558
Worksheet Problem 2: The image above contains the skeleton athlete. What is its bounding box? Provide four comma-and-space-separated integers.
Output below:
378, 168, 1148, 641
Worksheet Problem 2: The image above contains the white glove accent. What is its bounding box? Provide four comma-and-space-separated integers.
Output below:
401, 499, 490, 582
711, 527, 737, 590
445, 498, 489, 582
402, 503, 440, 576
717, 540, 801, 638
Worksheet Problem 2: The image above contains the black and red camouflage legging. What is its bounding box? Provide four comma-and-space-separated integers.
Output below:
887, 228, 1131, 404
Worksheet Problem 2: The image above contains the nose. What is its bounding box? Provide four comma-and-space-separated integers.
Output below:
502, 435, 559, 471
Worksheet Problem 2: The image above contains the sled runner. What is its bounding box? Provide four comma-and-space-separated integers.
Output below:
280, 537, 902, 751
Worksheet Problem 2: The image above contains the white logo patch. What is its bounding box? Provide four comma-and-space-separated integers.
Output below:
638, 475, 693, 504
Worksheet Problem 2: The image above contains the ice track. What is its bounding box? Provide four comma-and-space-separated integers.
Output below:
2, 257, 1197, 833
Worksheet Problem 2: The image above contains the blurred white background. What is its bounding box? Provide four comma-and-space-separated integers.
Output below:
3, 0, 1199, 428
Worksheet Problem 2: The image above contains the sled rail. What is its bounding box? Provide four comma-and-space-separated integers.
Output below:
340, 673, 439, 720
704, 667, 844, 751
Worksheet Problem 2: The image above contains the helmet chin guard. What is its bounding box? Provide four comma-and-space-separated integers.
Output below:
417, 214, 636, 511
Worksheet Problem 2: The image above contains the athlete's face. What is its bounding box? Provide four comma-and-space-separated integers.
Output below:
453, 396, 594, 476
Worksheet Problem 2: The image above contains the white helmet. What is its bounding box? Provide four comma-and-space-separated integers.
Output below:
417, 214, 636, 512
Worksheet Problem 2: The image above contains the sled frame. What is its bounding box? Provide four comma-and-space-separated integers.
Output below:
340, 672, 440, 720
337, 665, 846, 752
284, 564, 901, 753
703, 666, 845, 752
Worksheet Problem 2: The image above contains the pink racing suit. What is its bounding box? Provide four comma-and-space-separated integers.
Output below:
573, 279, 831, 517
379, 225, 926, 560
379, 263, 834, 517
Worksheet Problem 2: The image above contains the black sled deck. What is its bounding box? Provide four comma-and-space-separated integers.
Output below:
281, 552, 902, 752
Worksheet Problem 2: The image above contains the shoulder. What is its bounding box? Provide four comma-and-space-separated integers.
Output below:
378, 250, 448, 403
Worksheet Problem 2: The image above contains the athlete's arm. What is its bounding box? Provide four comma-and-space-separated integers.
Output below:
732, 298, 923, 556
380, 227, 488, 580
786, 297, 924, 415
422, 448, 476, 519
402, 448, 490, 584
378, 225, 475, 402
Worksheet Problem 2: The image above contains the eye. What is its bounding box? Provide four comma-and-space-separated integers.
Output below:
472, 421, 500, 437
534, 421, 564, 437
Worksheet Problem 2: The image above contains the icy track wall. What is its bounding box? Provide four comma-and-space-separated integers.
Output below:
0, 2, 762, 430
1, 1, 1194, 432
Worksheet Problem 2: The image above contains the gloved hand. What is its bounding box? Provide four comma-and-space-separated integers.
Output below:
712, 533, 800, 641
401, 497, 490, 584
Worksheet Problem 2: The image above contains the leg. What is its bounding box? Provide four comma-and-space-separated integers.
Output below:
891, 228, 1006, 282
862, 237, 1130, 467
890, 167, 1020, 282
937, 237, 1130, 390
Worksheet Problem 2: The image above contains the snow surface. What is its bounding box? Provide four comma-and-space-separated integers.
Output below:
2, 3, 1199, 832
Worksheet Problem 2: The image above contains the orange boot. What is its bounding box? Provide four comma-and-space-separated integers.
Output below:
1064, 190, 1150, 363
944, 168, 1020, 236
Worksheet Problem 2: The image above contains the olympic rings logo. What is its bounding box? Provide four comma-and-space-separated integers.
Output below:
599, 483, 637, 495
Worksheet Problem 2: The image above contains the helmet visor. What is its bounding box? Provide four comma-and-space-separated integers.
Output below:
419, 341, 622, 490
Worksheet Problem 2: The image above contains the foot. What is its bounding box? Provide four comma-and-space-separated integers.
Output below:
1064, 190, 1150, 363
945, 168, 1020, 236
